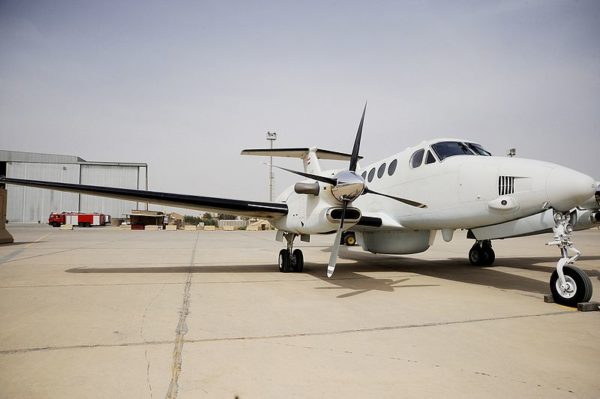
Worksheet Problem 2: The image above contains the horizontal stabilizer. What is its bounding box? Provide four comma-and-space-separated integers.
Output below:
241, 148, 363, 161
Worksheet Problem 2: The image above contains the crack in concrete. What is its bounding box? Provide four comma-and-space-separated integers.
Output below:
165, 233, 199, 399
140, 284, 166, 399
0, 339, 172, 355
0, 232, 52, 264
184, 310, 575, 344
0, 311, 575, 356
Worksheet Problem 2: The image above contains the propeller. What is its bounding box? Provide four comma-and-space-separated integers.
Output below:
274, 103, 427, 277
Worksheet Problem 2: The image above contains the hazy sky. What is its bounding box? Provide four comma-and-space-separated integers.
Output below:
1, 0, 599, 204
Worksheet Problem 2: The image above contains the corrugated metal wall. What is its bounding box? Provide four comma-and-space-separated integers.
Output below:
80, 164, 147, 218
6, 162, 80, 223
5, 161, 148, 223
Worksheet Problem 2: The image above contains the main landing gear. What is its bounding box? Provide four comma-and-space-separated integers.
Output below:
547, 212, 593, 307
278, 232, 304, 273
469, 240, 495, 266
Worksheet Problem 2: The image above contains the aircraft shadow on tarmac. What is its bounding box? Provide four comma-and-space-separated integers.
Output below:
64, 246, 600, 298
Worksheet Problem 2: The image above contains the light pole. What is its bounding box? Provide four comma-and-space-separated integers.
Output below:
266, 132, 277, 201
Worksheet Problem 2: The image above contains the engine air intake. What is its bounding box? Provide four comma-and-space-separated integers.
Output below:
326, 207, 361, 223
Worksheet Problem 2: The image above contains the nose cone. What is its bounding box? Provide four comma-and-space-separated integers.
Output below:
546, 167, 596, 211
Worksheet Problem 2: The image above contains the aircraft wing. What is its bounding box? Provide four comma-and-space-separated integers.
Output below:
0, 177, 288, 218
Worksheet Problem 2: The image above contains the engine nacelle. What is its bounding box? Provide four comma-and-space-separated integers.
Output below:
572, 208, 600, 231
580, 194, 600, 210
272, 186, 361, 234
356, 230, 435, 254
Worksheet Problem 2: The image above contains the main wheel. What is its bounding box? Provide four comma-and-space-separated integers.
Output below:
482, 247, 495, 265
550, 265, 593, 307
344, 233, 356, 246
278, 249, 291, 273
292, 249, 304, 273
469, 244, 493, 266
469, 246, 484, 266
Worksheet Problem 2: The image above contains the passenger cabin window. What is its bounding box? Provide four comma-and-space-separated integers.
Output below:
410, 149, 425, 168
368, 168, 376, 182
361, 171, 367, 180
377, 163, 386, 178
425, 151, 436, 164
388, 159, 397, 176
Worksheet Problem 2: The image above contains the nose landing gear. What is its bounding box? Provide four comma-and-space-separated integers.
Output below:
547, 212, 593, 307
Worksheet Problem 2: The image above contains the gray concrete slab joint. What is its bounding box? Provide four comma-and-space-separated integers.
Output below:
165, 232, 199, 399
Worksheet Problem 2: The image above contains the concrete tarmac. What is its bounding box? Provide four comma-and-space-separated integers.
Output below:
0, 225, 598, 398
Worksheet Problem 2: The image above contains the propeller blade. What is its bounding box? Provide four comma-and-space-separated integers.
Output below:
364, 187, 427, 208
349, 103, 367, 172
327, 230, 343, 278
327, 200, 348, 278
268, 164, 337, 185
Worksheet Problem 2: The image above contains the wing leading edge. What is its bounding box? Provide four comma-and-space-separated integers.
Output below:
0, 177, 288, 218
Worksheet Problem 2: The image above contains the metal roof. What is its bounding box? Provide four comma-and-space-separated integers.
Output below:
0, 149, 146, 167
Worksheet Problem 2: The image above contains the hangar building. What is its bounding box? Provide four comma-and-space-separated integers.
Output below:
1, 150, 148, 223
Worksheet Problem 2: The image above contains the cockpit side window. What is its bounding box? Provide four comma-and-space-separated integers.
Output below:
425, 150, 436, 164
431, 141, 475, 161
410, 149, 425, 168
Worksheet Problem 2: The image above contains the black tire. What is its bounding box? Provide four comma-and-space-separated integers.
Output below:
278, 249, 291, 273
469, 246, 484, 266
292, 249, 304, 273
550, 265, 593, 307
483, 247, 495, 265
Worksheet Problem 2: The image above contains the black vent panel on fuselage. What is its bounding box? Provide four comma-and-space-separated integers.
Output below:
498, 176, 515, 195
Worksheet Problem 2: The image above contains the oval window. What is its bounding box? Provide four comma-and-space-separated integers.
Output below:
361, 171, 367, 180
368, 168, 376, 182
377, 163, 386, 179
410, 149, 425, 168
388, 159, 397, 176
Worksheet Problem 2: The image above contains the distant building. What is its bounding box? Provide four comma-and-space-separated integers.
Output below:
1, 149, 148, 223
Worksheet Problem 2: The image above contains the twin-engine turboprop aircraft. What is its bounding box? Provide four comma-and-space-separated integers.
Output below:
2, 105, 599, 307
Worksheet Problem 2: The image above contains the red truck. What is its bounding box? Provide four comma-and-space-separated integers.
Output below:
48, 212, 109, 227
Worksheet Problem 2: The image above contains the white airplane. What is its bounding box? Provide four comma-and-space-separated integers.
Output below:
2, 105, 599, 307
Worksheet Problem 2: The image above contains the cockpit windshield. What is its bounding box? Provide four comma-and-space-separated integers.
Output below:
466, 143, 492, 156
431, 141, 491, 161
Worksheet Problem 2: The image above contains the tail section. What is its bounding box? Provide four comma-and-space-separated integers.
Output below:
241, 147, 361, 174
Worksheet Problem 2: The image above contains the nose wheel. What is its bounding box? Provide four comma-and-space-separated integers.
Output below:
547, 212, 593, 307
469, 240, 495, 266
550, 265, 592, 306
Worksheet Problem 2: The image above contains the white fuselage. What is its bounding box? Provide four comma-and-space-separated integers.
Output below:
272, 139, 596, 254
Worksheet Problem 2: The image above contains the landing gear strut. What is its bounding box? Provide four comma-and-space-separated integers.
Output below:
547, 212, 593, 307
469, 240, 495, 266
278, 232, 304, 273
